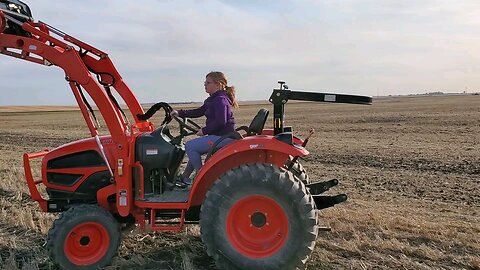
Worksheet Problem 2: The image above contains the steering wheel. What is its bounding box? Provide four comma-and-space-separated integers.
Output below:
173, 115, 202, 136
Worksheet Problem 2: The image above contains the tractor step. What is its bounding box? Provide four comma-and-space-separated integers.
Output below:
148, 208, 186, 231
313, 194, 347, 209
143, 189, 189, 203
306, 179, 338, 195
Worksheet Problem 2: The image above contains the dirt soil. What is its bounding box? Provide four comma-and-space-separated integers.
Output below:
0, 95, 478, 269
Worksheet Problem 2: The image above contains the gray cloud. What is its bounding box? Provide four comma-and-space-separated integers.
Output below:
1, 0, 479, 105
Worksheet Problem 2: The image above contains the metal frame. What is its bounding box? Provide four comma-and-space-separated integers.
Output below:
269, 81, 372, 134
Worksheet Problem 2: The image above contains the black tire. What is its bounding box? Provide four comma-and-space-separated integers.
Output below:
200, 163, 317, 270
47, 204, 121, 270
288, 159, 310, 185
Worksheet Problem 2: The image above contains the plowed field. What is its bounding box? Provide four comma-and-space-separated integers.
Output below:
0, 94, 478, 269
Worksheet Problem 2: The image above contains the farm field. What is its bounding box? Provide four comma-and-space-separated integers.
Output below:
0, 94, 478, 269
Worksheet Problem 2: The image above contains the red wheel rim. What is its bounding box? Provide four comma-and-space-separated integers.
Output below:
226, 195, 288, 258
64, 222, 110, 266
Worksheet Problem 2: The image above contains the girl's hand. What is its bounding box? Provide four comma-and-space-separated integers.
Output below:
196, 129, 204, 136
170, 110, 179, 117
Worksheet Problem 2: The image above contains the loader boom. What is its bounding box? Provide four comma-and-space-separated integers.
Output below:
0, 7, 154, 216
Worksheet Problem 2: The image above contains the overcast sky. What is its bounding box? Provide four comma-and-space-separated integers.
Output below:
1, 0, 480, 105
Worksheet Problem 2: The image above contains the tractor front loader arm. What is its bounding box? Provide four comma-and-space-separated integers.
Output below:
0, 7, 152, 132
0, 4, 154, 216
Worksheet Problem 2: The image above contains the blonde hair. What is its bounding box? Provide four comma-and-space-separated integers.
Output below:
206, 71, 239, 108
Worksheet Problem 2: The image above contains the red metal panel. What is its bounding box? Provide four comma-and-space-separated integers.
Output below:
133, 162, 145, 200
97, 184, 116, 212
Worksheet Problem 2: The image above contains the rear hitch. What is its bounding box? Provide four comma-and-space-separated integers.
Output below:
306, 179, 347, 210
312, 194, 348, 210
306, 178, 338, 195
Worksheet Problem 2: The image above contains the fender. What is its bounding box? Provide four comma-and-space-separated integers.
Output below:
97, 184, 116, 212
188, 135, 308, 206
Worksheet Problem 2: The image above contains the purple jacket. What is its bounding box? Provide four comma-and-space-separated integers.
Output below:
178, 90, 235, 136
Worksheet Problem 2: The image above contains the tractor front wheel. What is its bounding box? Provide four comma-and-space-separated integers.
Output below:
47, 204, 121, 270
200, 163, 318, 270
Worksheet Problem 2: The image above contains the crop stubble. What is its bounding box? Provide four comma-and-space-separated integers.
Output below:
0, 95, 478, 269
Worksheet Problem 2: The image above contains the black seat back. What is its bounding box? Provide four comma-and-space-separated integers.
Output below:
205, 108, 269, 162
247, 108, 269, 135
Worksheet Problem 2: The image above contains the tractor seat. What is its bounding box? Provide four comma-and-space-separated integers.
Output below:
236, 108, 269, 136
205, 109, 269, 161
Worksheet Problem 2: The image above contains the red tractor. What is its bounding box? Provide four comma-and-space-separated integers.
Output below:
0, 2, 372, 269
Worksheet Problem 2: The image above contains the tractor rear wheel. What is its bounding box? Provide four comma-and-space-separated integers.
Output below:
200, 163, 317, 270
289, 159, 310, 185
47, 204, 121, 270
